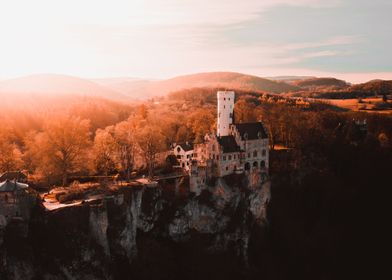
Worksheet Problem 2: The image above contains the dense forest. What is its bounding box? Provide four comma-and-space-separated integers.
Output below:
1, 88, 391, 186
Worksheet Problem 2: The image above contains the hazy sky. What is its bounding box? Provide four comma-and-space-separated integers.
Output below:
0, 0, 391, 82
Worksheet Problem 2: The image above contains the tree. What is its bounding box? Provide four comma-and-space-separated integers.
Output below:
234, 99, 256, 123
25, 115, 91, 186
113, 117, 138, 181
0, 127, 23, 173
92, 127, 117, 175
135, 124, 165, 178
0, 142, 23, 173
187, 109, 215, 143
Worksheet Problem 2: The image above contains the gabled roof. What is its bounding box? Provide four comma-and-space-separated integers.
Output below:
176, 142, 193, 152
217, 135, 241, 153
0, 180, 29, 193
233, 122, 268, 140
0, 171, 27, 181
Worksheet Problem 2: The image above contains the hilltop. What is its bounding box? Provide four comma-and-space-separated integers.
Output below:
94, 72, 300, 98
0, 74, 127, 101
292, 77, 350, 90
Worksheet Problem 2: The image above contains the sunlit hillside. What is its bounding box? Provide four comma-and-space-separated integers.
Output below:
94, 72, 300, 98
0, 74, 127, 101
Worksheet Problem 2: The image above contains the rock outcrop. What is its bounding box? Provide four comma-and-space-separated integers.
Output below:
0, 172, 270, 279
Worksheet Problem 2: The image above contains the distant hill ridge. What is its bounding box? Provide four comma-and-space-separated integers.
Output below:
1, 72, 391, 101
0, 74, 127, 100
293, 77, 350, 89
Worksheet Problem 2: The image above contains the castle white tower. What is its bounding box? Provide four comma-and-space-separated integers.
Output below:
217, 91, 235, 137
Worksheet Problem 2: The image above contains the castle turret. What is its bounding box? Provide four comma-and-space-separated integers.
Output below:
217, 91, 235, 137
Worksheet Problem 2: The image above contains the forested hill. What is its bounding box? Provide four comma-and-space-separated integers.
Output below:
292, 77, 349, 90
349, 79, 392, 95
93, 72, 301, 98
2, 73, 392, 101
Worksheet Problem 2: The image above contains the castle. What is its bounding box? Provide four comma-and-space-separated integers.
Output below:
174, 91, 269, 194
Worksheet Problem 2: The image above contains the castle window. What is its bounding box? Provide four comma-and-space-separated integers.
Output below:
234, 154, 236, 159
253, 150, 258, 157
260, 161, 266, 168
262, 149, 266, 156
177, 147, 181, 153
228, 155, 232, 160
247, 153, 250, 158
226, 166, 229, 171
223, 156, 226, 161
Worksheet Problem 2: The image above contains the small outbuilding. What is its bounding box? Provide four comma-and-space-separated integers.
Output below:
0, 171, 28, 183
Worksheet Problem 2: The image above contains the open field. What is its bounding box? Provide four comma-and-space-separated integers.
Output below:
320, 96, 392, 113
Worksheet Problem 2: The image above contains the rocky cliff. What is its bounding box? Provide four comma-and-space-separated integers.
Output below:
0, 172, 270, 280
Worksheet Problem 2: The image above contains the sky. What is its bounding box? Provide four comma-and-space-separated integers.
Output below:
0, 0, 391, 83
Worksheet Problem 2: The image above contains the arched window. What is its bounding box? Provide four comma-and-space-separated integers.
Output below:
260, 161, 266, 168
253, 161, 258, 168
177, 147, 181, 153
262, 149, 266, 156
253, 150, 258, 157
244, 162, 250, 171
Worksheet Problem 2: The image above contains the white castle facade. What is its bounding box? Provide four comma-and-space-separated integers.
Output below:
174, 91, 269, 194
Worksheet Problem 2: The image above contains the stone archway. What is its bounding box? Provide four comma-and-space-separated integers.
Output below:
244, 162, 250, 171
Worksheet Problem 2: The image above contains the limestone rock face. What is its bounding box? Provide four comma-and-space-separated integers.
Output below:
0, 173, 271, 279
